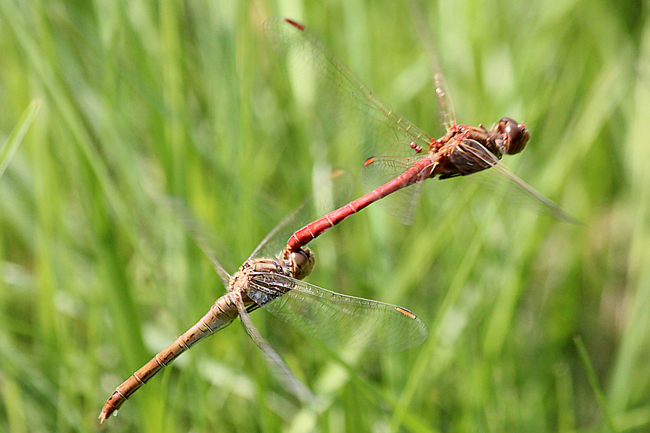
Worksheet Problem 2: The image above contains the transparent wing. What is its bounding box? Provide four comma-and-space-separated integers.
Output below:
247, 272, 428, 352
434, 73, 456, 132
252, 169, 355, 259
234, 293, 319, 405
163, 197, 233, 283
249, 198, 311, 261
360, 155, 429, 225
264, 17, 436, 160
164, 169, 354, 280
404, 0, 457, 133
455, 141, 578, 223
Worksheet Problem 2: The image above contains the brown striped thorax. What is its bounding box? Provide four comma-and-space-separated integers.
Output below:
430, 118, 530, 180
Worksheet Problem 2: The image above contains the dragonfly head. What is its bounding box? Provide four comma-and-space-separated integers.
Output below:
496, 118, 530, 155
284, 247, 315, 280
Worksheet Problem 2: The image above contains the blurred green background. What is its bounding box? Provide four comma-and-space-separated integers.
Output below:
0, 0, 648, 431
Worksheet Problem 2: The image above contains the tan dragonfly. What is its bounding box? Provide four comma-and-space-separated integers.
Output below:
99, 198, 428, 423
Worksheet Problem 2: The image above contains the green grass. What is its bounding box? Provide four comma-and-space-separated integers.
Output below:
0, 0, 647, 431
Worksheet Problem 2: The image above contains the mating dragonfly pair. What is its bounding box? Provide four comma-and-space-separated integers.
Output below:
99, 17, 573, 422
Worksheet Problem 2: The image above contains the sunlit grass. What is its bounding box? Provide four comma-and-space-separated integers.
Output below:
0, 100, 41, 180
0, 0, 647, 432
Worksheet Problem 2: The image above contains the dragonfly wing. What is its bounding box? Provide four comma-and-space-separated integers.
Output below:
234, 292, 319, 405
247, 272, 428, 352
253, 169, 355, 259
360, 155, 428, 225
249, 198, 311, 261
434, 73, 456, 133
264, 17, 435, 160
456, 141, 578, 223
164, 197, 233, 284
404, 0, 456, 134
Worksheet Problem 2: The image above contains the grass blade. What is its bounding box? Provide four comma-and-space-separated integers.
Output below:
0, 99, 41, 179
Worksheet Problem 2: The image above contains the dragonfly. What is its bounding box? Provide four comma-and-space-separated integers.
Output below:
98, 198, 428, 423
263, 17, 576, 253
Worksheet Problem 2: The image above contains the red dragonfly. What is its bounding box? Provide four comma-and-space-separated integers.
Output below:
99, 196, 427, 423
263, 17, 575, 253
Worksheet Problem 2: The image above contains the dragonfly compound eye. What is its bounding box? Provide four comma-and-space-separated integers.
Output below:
500, 117, 530, 155
290, 248, 315, 280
